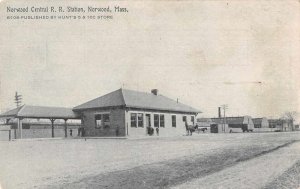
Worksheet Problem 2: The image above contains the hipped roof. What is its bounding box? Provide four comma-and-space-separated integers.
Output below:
0, 105, 80, 119
73, 88, 201, 114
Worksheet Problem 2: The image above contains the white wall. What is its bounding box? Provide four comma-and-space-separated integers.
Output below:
243, 116, 254, 130
125, 110, 195, 137
253, 128, 275, 132
261, 118, 269, 128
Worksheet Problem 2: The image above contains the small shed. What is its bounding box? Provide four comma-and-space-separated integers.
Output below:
210, 123, 229, 133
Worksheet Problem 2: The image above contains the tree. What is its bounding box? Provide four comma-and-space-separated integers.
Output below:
281, 111, 298, 131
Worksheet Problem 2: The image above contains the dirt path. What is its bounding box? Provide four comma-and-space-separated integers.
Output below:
172, 141, 300, 189
43, 141, 297, 189
1, 133, 299, 189
263, 160, 300, 189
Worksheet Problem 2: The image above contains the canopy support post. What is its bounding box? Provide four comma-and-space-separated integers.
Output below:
50, 118, 56, 138
18, 118, 23, 139
64, 119, 68, 138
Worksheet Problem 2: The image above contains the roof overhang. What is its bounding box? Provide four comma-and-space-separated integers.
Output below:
0, 105, 81, 120
73, 105, 201, 114
125, 106, 201, 114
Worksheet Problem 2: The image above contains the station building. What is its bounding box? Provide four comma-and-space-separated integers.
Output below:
73, 88, 200, 137
0, 88, 201, 139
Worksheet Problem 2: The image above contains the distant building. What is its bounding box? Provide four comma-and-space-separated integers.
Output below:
268, 119, 294, 131
252, 117, 269, 128
196, 118, 213, 127
211, 116, 254, 132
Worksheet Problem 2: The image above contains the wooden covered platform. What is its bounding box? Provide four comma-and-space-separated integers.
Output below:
0, 105, 81, 139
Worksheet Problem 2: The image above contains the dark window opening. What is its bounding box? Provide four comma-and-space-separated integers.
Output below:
172, 115, 176, 127
254, 124, 261, 128
145, 114, 151, 127
22, 124, 30, 129
154, 114, 159, 127
183, 116, 187, 122
95, 114, 103, 128
103, 114, 110, 126
160, 115, 165, 127
95, 114, 110, 128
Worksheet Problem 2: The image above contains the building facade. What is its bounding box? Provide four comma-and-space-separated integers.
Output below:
268, 119, 294, 131
73, 89, 200, 137
211, 116, 254, 132
0, 89, 200, 139
252, 117, 269, 128
196, 118, 212, 127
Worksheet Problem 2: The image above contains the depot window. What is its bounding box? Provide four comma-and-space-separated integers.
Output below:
137, 113, 144, 127
160, 115, 165, 127
182, 116, 187, 122
131, 113, 137, 127
172, 115, 176, 127
95, 113, 110, 128
154, 114, 159, 127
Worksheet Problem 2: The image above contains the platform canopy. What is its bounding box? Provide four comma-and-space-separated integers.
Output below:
0, 105, 80, 120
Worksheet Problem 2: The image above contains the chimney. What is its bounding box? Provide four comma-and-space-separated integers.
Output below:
218, 107, 221, 118
151, 89, 158, 95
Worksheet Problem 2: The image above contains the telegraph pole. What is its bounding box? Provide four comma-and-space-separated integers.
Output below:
14, 92, 22, 107
221, 104, 228, 132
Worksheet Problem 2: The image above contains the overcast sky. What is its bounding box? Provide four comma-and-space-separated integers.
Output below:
0, 0, 299, 119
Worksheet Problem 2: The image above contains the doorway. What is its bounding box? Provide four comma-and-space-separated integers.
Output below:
145, 114, 151, 134
145, 114, 151, 127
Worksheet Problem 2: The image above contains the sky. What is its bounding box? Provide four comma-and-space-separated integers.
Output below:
0, 0, 299, 120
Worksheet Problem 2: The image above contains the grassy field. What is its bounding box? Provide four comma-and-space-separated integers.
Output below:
0, 132, 300, 189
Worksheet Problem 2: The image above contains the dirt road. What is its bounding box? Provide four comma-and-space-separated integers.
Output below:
173, 141, 300, 189
0, 132, 300, 189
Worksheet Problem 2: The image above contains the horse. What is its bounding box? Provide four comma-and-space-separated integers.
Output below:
185, 124, 197, 136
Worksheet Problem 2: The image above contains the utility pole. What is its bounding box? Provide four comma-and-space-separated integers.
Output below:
14, 92, 22, 108
221, 104, 228, 132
